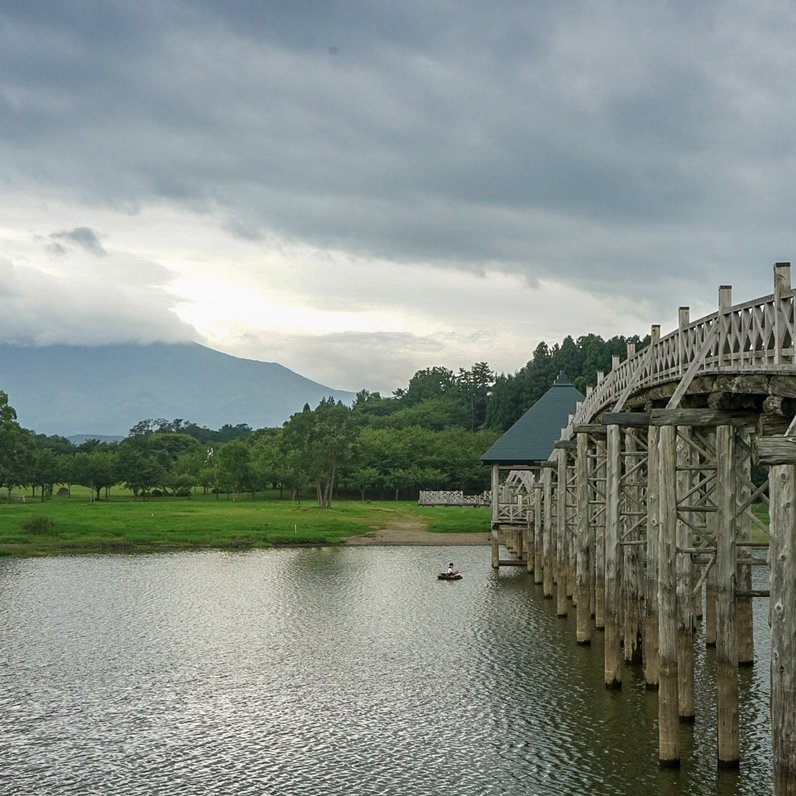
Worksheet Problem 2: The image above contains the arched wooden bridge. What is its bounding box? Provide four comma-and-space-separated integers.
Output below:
489, 262, 796, 794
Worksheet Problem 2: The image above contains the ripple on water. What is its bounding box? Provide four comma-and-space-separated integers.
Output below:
0, 548, 773, 795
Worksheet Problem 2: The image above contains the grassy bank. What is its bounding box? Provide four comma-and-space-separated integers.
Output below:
0, 491, 491, 557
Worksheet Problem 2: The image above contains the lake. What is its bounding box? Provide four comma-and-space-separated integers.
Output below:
0, 546, 772, 795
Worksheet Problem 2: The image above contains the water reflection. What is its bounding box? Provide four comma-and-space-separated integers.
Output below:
0, 548, 772, 795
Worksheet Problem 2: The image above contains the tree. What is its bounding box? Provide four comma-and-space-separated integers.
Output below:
70, 447, 118, 501
214, 440, 253, 500
282, 399, 358, 508
0, 392, 34, 498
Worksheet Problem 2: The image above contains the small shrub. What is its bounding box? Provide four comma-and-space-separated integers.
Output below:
22, 516, 55, 535
150, 489, 164, 497
174, 487, 192, 498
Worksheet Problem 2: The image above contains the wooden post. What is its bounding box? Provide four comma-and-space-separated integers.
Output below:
534, 481, 544, 583
576, 431, 592, 644
770, 462, 796, 794
526, 489, 534, 575
604, 423, 622, 688
705, 510, 718, 647
543, 466, 554, 597
676, 428, 695, 722
678, 307, 690, 376
735, 427, 754, 666
556, 448, 569, 617
491, 527, 500, 570
716, 424, 739, 768
658, 423, 680, 765
718, 286, 732, 368
774, 262, 791, 365
491, 464, 500, 527
623, 428, 644, 665
644, 424, 661, 689
594, 437, 606, 630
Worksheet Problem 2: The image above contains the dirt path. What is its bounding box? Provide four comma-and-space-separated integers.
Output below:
345, 518, 490, 546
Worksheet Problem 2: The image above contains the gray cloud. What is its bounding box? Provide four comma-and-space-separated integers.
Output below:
49, 226, 106, 256
1, 1, 795, 349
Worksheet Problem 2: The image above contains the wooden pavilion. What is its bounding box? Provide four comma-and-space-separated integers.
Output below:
481, 372, 583, 569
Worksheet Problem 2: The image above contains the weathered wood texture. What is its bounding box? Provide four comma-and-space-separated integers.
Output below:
716, 425, 739, 767
658, 424, 680, 765
543, 467, 554, 598
676, 429, 695, 722
604, 424, 622, 687
644, 425, 661, 688
576, 432, 592, 644
770, 464, 796, 795
556, 448, 569, 617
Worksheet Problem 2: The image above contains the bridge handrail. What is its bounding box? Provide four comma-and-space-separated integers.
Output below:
557, 264, 795, 445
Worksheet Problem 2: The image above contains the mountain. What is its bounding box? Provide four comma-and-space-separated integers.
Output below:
0, 342, 355, 437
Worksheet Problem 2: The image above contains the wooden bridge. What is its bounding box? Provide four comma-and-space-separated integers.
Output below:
490, 262, 796, 794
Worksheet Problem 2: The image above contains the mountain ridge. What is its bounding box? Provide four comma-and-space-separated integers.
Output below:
0, 342, 355, 436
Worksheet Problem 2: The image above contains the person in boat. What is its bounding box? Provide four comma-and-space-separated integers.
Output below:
446, 562, 459, 576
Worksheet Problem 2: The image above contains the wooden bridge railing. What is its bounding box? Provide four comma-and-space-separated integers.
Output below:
563, 262, 795, 434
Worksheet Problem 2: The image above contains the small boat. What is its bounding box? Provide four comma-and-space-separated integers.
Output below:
438, 572, 462, 580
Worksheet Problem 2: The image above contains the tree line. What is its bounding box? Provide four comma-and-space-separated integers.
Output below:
0, 334, 647, 507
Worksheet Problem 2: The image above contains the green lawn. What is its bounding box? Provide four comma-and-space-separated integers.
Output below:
0, 490, 491, 557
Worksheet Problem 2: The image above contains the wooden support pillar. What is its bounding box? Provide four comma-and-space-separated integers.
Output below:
623, 429, 644, 665
604, 423, 622, 688
593, 437, 606, 630
676, 428, 695, 723
644, 424, 661, 689
769, 462, 796, 794
525, 509, 534, 575
490, 464, 500, 527
533, 481, 544, 583
543, 466, 554, 598
556, 448, 569, 617
490, 527, 499, 569
735, 427, 754, 666
705, 510, 718, 647
658, 423, 679, 766
576, 432, 592, 644
716, 423, 739, 768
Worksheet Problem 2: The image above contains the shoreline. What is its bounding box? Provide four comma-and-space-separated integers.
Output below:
345, 520, 491, 546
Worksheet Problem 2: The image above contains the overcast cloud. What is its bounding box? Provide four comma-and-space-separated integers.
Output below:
2, 1, 796, 392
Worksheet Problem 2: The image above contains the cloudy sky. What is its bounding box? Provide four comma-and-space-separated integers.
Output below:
2, 1, 796, 393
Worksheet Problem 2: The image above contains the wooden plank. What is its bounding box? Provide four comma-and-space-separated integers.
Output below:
602, 412, 651, 428
574, 423, 607, 436
644, 424, 661, 688
755, 436, 796, 465
651, 408, 757, 428
556, 448, 569, 618
554, 440, 577, 450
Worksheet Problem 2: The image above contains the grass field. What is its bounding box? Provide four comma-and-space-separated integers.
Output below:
0, 489, 491, 557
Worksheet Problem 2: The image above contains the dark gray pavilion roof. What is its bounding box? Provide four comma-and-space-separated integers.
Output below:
481, 373, 584, 465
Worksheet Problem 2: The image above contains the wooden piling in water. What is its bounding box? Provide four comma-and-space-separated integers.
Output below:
623, 428, 644, 665
658, 423, 680, 765
769, 462, 796, 795
716, 423, 739, 768
576, 431, 592, 644
533, 480, 544, 583
604, 423, 622, 687
676, 428, 695, 723
543, 466, 554, 598
556, 448, 569, 617
735, 427, 754, 666
644, 424, 661, 689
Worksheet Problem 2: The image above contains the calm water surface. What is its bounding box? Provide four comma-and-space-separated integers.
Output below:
0, 547, 772, 795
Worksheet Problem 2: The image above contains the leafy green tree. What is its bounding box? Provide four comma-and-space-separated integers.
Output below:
0, 392, 35, 498
71, 447, 119, 501
214, 440, 253, 500
115, 445, 164, 499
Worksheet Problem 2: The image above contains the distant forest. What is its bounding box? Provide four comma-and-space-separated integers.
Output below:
0, 332, 648, 506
